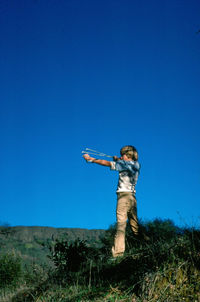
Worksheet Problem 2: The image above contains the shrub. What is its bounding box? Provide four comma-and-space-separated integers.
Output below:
0, 253, 22, 289
49, 237, 100, 274
143, 218, 180, 241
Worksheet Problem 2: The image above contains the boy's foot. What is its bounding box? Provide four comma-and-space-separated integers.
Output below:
112, 247, 124, 258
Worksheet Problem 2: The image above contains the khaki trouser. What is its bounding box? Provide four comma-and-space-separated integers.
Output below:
112, 192, 138, 258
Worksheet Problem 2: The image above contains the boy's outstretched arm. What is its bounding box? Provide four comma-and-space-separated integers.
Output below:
83, 154, 111, 167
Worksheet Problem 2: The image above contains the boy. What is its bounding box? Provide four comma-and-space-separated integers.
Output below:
83, 145, 140, 258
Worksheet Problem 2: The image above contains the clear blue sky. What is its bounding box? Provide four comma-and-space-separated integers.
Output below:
0, 0, 200, 230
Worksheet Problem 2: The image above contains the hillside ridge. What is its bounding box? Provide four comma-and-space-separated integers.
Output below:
0, 225, 105, 265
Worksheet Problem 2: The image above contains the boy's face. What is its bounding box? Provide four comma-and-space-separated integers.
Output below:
120, 153, 131, 161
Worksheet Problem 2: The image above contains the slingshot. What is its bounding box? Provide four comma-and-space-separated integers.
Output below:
82, 148, 113, 158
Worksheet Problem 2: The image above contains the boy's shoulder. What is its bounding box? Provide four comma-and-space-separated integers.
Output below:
112, 160, 140, 171
126, 160, 140, 169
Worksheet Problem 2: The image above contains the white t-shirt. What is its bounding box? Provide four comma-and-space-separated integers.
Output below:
110, 160, 140, 193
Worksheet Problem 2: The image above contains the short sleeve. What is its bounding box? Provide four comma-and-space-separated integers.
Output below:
110, 161, 128, 172
110, 161, 117, 170
110, 160, 140, 173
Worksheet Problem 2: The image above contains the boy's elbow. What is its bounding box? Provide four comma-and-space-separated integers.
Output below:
106, 161, 111, 167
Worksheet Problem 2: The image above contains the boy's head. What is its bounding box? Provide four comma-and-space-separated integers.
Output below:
120, 145, 138, 161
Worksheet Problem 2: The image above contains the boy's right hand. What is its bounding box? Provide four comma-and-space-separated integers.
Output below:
83, 154, 94, 162
83, 153, 90, 160
113, 156, 120, 161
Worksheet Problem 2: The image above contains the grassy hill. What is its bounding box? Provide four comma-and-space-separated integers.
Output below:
0, 226, 105, 266
0, 220, 200, 301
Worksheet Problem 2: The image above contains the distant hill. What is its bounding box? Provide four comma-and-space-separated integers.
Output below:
0, 226, 105, 266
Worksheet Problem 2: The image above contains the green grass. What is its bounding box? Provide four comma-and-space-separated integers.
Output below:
0, 219, 200, 302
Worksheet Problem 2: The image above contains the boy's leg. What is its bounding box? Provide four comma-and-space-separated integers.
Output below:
128, 194, 138, 235
112, 193, 129, 258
